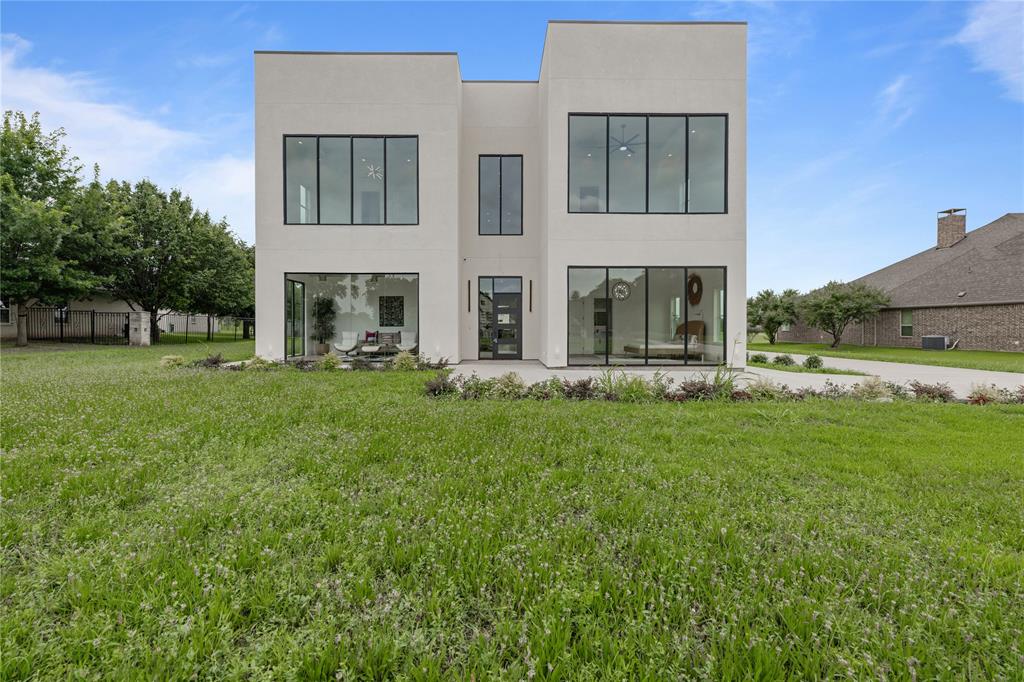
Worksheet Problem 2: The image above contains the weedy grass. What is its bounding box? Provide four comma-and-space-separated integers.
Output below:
2, 341, 1023, 679
749, 342, 1024, 373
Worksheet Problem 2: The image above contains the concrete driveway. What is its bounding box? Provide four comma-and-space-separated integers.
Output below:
453, 354, 1023, 399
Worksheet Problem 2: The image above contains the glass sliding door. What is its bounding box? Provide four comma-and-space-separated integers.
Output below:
607, 268, 646, 365
647, 268, 688, 364
684, 267, 726, 364
568, 266, 727, 365
285, 279, 305, 358
568, 268, 609, 365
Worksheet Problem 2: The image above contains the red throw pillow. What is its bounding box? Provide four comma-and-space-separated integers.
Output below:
365, 330, 378, 343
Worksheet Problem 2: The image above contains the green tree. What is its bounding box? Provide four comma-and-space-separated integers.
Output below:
799, 281, 891, 348
0, 112, 103, 346
103, 180, 253, 342
747, 288, 800, 344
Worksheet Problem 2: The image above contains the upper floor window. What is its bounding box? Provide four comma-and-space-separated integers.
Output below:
568, 114, 727, 215
284, 135, 418, 225
479, 155, 523, 235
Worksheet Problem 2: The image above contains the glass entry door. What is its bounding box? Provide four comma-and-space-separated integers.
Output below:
478, 277, 522, 360
285, 279, 305, 357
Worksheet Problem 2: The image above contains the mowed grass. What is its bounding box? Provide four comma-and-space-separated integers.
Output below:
750, 342, 1024, 373
2, 342, 1023, 679
747, 360, 867, 376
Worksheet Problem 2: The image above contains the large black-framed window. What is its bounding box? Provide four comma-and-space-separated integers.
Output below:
567, 114, 727, 215
479, 155, 523, 235
284, 135, 418, 226
567, 266, 727, 366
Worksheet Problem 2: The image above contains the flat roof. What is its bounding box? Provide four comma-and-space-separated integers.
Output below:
547, 19, 747, 25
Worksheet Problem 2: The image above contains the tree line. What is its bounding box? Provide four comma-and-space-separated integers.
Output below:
748, 282, 890, 348
1, 111, 254, 345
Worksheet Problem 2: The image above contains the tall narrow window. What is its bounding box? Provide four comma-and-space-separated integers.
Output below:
353, 138, 384, 225
687, 116, 726, 213
608, 116, 646, 213
900, 309, 913, 337
285, 137, 317, 224
479, 155, 523, 235
386, 137, 418, 224
648, 116, 686, 213
319, 137, 351, 224
568, 115, 607, 212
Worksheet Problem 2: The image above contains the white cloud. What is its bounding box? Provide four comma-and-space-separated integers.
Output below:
955, 1, 1024, 102
0, 33, 254, 242
877, 74, 915, 128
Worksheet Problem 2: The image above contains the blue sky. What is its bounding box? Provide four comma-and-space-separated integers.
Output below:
2, 1, 1021, 294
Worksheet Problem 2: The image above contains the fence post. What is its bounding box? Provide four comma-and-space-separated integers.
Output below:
90, 311, 95, 344
207, 314, 212, 341
185, 315, 189, 345
59, 311, 64, 343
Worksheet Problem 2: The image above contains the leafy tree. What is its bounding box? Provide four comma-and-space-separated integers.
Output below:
747, 288, 799, 344
798, 281, 890, 348
103, 180, 253, 342
0, 112, 104, 346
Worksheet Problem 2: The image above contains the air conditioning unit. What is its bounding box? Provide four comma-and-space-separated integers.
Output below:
921, 335, 948, 350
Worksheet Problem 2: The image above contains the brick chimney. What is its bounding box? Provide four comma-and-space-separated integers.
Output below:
937, 208, 966, 248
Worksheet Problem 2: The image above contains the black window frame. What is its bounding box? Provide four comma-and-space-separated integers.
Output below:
566, 113, 728, 216
566, 265, 728, 367
478, 154, 524, 236
283, 134, 419, 226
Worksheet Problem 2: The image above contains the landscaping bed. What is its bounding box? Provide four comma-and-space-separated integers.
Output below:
749, 342, 1024, 373
2, 342, 1023, 678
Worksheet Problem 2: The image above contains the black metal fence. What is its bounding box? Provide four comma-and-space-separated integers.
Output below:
156, 314, 255, 344
26, 307, 130, 345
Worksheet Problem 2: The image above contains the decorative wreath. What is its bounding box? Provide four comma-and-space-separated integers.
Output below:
687, 274, 703, 306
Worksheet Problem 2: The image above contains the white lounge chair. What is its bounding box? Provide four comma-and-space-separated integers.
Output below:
398, 331, 418, 353
333, 331, 359, 356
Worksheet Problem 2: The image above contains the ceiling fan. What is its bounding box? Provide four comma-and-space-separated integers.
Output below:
610, 122, 645, 156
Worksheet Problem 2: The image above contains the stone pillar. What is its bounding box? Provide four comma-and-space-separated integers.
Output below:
129, 311, 151, 347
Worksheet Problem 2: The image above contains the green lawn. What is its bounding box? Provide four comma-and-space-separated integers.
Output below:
750, 342, 1024, 373
2, 343, 1023, 679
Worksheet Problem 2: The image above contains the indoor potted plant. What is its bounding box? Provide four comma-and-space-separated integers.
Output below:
310, 296, 335, 356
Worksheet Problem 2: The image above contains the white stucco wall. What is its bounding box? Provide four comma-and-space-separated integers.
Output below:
254, 22, 747, 367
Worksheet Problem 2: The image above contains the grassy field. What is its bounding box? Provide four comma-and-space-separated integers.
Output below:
749, 342, 1024, 373
2, 342, 1023, 679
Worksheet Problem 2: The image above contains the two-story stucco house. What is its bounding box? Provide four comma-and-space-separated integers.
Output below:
254, 20, 747, 367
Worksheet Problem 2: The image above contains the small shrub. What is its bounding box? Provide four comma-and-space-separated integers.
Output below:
562, 377, 596, 400
350, 356, 381, 372
771, 354, 795, 366
669, 378, 717, 402
909, 381, 955, 403
886, 381, 909, 399
160, 355, 185, 368
617, 374, 656, 403
819, 379, 853, 400
392, 351, 418, 372
708, 366, 737, 399
244, 356, 278, 371
595, 369, 623, 401
851, 376, 891, 401
749, 353, 769, 364
802, 355, 823, 369
648, 371, 674, 400
526, 378, 564, 400
459, 374, 497, 400
746, 377, 792, 401
967, 383, 1010, 405
489, 372, 527, 400
190, 353, 224, 368
293, 359, 319, 372
319, 354, 343, 371
1014, 386, 1024, 404
416, 356, 448, 370
730, 389, 753, 401
424, 371, 457, 397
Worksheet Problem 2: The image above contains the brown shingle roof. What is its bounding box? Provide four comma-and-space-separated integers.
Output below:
853, 213, 1024, 308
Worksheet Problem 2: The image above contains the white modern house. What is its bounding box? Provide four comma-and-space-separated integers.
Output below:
254, 20, 747, 367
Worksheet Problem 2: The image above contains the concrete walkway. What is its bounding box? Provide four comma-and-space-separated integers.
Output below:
453, 353, 1023, 398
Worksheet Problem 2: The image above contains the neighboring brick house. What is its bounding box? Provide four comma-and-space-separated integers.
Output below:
779, 210, 1024, 352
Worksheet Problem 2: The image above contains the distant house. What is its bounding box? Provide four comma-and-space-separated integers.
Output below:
780, 210, 1023, 352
